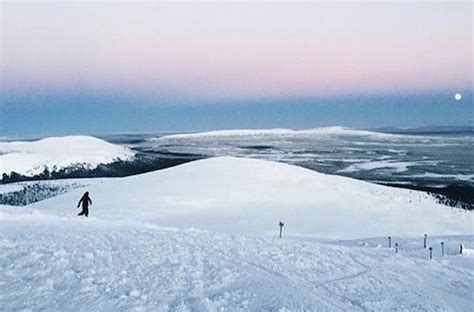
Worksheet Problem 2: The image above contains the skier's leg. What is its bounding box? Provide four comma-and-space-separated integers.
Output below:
84, 207, 89, 217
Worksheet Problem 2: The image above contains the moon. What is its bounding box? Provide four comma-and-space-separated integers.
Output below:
454, 93, 462, 101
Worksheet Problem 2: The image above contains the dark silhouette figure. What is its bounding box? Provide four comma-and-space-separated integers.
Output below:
77, 192, 92, 217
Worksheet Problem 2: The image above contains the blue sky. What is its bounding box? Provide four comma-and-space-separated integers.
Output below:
1, 91, 472, 138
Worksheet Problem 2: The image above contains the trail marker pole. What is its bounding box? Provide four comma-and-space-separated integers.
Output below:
388, 236, 392, 248
460, 244, 464, 254
441, 242, 444, 257
423, 234, 427, 248
395, 243, 398, 254
429, 247, 433, 260
279, 221, 284, 238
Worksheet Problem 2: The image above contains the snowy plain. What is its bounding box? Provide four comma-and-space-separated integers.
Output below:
0, 157, 473, 311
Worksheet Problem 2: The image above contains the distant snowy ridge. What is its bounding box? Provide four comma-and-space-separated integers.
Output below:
0, 136, 135, 177
30, 157, 472, 239
152, 127, 402, 141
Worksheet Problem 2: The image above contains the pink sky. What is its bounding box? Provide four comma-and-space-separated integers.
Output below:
1, 1, 472, 101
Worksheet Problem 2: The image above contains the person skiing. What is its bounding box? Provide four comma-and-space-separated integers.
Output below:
77, 191, 92, 217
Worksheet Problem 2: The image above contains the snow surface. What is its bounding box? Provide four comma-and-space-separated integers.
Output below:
0, 178, 108, 206
338, 160, 441, 174
1, 157, 473, 310
153, 127, 403, 141
0, 136, 135, 177
0, 183, 23, 194
338, 160, 414, 173
0, 208, 472, 311
28, 157, 472, 239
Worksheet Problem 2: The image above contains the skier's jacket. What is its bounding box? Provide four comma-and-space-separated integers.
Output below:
78, 193, 92, 208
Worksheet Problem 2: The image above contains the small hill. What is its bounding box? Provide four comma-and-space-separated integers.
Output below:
31, 157, 472, 239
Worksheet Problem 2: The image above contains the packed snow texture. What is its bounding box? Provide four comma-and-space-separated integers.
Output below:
0, 210, 472, 311
1, 157, 473, 311
0, 136, 135, 177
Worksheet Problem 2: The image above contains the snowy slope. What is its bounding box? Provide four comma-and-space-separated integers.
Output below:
0, 208, 472, 311
0, 136, 135, 177
30, 157, 472, 239
1, 157, 473, 310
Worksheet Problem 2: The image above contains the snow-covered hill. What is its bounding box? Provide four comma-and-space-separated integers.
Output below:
30, 157, 471, 239
0, 136, 135, 177
1, 157, 473, 310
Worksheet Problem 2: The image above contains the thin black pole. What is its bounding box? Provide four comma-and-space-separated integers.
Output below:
441, 242, 444, 257
429, 247, 433, 260
388, 236, 391, 248
395, 243, 398, 254
424, 234, 427, 248
279, 221, 284, 238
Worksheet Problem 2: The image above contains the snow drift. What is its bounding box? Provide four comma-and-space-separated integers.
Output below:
0, 136, 135, 177
30, 157, 472, 239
